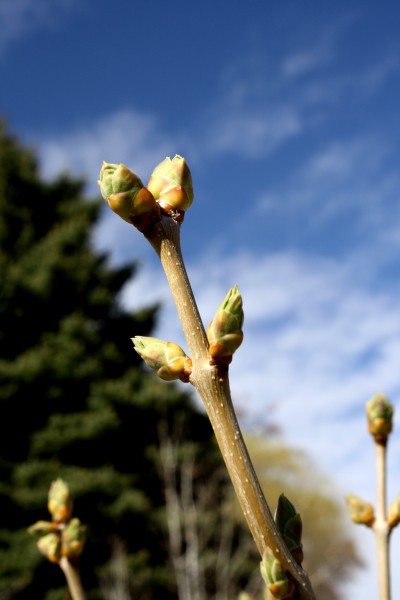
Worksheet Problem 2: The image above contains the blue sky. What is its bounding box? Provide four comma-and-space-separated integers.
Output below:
2, 1, 400, 597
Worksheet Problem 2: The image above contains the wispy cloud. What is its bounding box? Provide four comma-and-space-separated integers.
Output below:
36, 109, 177, 192
256, 133, 400, 248
0, 0, 78, 56
121, 245, 400, 496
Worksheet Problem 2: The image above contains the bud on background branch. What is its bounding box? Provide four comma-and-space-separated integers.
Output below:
29, 479, 87, 562
366, 393, 393, 445
345, 494, 375, 527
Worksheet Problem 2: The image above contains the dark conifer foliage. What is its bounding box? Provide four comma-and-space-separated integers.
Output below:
0, 123, 223, 599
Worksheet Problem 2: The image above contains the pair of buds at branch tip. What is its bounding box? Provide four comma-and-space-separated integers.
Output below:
346, 393, 399, 529
28, 479, 86, 564
98, 155, 193, 229
260, 494, 303, 600
346, 492, 400, 531
132, 286, 244, 380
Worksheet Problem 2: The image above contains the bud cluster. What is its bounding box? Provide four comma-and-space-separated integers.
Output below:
98, 154, 193, 228
132, 337, 192, 382
28, 479, 86, 564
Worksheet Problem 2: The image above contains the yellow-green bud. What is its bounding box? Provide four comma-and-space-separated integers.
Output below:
388, 495, 400, 528
62, 518, 86, 560
366, 393, 393, 444
147, 155, 193, 219
132, 337, 192, 382
48, 478, 73, 523
345, 494, 375, 527
207, 285, 244, 363
98, 162, 160, 228
274, 494, 303, 565
260, 548, 295, 599
28, 520, 59, 537
37, 532, 62, 564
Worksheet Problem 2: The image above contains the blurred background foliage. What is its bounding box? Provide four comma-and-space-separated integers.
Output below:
0, 122, 361, 599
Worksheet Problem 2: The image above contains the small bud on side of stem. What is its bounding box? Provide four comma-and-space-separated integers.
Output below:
366, 393, 393, 445
388, 495, 400, 529
207, 285, 244, 366
345, 494, 375, 527
260, 548, 296, 599
274, 494, 304, 565
37, 532, 62, 564
132, 336, 192, 382
62, 518, 86, 561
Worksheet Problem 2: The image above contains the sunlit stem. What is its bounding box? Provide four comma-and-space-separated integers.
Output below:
145, 216, 316, 600
374, 441, 391, 600
59, 557, 87, 600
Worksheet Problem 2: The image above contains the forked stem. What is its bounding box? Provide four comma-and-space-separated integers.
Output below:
146, 216, 316, 600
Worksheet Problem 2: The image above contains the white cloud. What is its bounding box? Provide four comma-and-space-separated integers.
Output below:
256, 133, 400, 248
205, 106, 302, 158
120, 245, 400, 490
0, 0, 77, 55
119, 238, 400, 598
36, 109, 177, 193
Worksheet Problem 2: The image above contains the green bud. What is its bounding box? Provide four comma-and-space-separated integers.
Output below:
207, 285, 244, 362
37, 532, 62, 564
274, 494, 303, 565
28, 520, 59, 537
48, 478, 73, 523
98, 162, 160, 228
366, 393, 393, 444
345, 494, 375, 527
260, 548, 295, 599
132, 337, 192, 382
388, 495, 400, 528
62, 518, 86, 560
147, 155, 193, 218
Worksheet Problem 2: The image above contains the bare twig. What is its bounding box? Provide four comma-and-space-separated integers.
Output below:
146, 216, 316, 600
374, 441, 390, 600
59, 557, 87, 600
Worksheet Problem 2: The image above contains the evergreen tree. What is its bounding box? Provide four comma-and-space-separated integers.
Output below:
0, 122, 222, 599
0, 123, 362, 600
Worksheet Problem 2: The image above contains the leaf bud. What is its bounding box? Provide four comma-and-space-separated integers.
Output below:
147, 155, 193, 221
61, 518, 86, 560
98, 162, 160, 230
207, 285, 244, 363
48, 478, 73, 523
37, 532, 62, 564
366, 393, 393, 444
345, 494, 375, 527
28, 520, 59, 537
274, 494, 303, 565
132, 337, 192, 382
388, 495, 400, 529
260, 548, 295, 599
